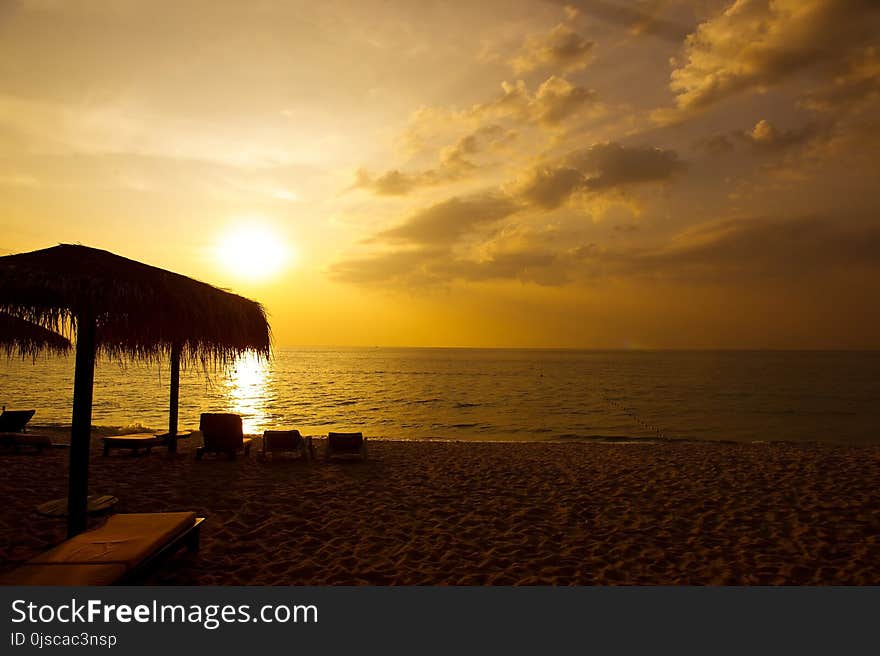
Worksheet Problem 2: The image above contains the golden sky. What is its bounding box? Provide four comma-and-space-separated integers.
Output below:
2, 0, 879, 348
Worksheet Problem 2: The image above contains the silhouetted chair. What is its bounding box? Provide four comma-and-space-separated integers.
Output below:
0, 512, 205, 585
0, 433, 52, 453
0, 409, 49, 452
325, 432, 367, 460
0, 409, 35, 433
261, 429, 313, 462
196, 413, 252, 460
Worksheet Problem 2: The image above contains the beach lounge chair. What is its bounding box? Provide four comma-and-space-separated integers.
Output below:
196, 413, 252, 459
102, 432, 166, 456
0, 512, 205, 586
0, 409, 49, 451
261, 429, 313, 461
325, 431, 367, 460
101, 431, 191, 456
0, 409, 35, 432
0, 432, 52, 453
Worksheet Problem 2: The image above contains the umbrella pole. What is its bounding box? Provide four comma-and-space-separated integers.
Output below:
68, 312, 96, 537
168, 342, 180, 454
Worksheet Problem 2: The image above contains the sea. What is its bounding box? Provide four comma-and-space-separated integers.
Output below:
1, 348, 878, 444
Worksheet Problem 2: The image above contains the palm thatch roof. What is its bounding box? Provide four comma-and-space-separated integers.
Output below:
0, 244, 270, 365
1, 310, 71, 358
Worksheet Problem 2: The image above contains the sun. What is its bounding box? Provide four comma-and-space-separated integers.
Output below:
216, 224, 294, 280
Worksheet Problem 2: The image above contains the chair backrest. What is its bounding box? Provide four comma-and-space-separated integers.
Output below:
263, 429, 303, 450
199, 413, 244, 451
0, 409, 35, 433
328, 432, 364, 451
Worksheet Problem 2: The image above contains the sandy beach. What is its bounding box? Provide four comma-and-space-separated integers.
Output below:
1, 430, 878, 585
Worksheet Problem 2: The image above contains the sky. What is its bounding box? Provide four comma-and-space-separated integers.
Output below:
1, 0, 879, 348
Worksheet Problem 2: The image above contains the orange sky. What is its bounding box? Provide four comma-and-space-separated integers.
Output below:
2, 0, 879, 348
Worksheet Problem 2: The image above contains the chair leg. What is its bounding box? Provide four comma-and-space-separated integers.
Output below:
103, 442, 110, 457
196, 447, 204, 460
186, 526, 201, 553
244, 442, 251, 457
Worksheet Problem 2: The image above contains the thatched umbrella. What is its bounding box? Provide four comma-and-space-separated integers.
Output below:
0, 244, 271, 536
1, 311, 71, 358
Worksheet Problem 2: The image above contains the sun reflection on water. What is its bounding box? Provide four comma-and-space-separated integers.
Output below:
223, 353, 271, 434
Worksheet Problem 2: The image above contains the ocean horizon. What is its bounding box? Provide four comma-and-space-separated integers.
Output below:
2, 347, 878, 445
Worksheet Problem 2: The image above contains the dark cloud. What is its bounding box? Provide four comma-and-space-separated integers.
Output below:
329, 246, 566, 287
569, 142, 685, 190
655, 0, 880, 119
332, 214, 880, 289
739, 120, 821, 151
514, 166, 585, 210
551, 0, 691, 42
802, 47, 880, 112
328, 248, 447, 286
700, 119, 823, 156
513, 142, 684, 208
376, 192, 521, 245
585, 215, 880, 282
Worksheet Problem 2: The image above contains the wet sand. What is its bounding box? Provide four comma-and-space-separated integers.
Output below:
1, 430, 878, 585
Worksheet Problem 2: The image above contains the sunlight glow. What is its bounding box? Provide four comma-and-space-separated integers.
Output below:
216, 223, 294, 280
224, 353, 272, 435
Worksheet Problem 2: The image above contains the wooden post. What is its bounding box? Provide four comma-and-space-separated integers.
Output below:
168, 342, 181, 454
67, 311, 96, 538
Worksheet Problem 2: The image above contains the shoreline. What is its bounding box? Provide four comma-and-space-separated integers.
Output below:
26, 424, 880, 448
2, 436, 878, 585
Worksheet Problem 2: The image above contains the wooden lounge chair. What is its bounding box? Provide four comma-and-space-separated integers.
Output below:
0, 432, 52, 453
102, 430, 192, 456
261, 429, 313, 461
196, 413, 252, 460
325, 431, 368, 460
0, 409, 50, 452
102, 432, 166, 456
0, 409, 35, 433
0, 512, 205, 586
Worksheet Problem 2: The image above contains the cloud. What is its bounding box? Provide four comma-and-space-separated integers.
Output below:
570, 142, 685, 189
655, 0, 880, 119
532, 76, 596, 125
740, 119, 820, 151
471, 76, 597, 127
439, 123, 517, 170
357, 75, 597, 198
333, 211, 880, 290
595, 214, 880, 282
352, 168, 437, 196
375, 192, 521, 245
801, 46, 880, 112
328, 245, 566, 287
511, 142, 685, 208
513, 165, 586, 210
553, 0, 691, 42
510, 23, 594, 74
403, 75, 597, 142
700, 118, 828, 157
353, 124, 517, 196
333, 141, 687, 287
